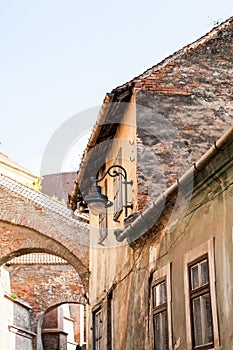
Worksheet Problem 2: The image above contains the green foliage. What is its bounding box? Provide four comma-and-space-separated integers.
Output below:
10, 293, 18, 300
25, 176, 42, 191
52, 195, 66, 205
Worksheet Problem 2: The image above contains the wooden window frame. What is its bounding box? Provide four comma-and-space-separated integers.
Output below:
107, 290, 114, 350
184, 239, 220, 350
150, 263, 172, 350
113, 148, 123, 221
188, 254, 214, 350
98, 179, 108, 244
152, 278, 168, 350
93, 306, 103, 350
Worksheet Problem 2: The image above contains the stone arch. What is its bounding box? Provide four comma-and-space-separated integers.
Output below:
0, 220, 89, 289
7, 254, 88, 350
0, 184, 89, 287
0, 178, 90, 350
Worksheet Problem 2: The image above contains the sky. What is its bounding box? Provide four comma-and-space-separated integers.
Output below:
0, 0, 232, 175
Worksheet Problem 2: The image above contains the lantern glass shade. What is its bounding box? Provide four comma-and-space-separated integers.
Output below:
84, 185, 108, 216
88, 201, 106, 216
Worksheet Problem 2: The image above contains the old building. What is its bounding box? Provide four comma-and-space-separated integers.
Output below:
0, 152, 38, 185
70, 17, 233, 349
41, 172, 77, 204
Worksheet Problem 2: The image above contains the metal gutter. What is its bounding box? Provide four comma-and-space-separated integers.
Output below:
115, 126, 233, 242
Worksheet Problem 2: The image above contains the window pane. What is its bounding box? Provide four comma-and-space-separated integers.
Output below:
201, 260, 208, 286
192, 293, 213, 347
161, 311, 168, 349
94, 309, 102, 350
153, 311, 168, 350
160, 281, 167, 304
154, 314, 161, 349
191, 259, 209, 290
193, 297, 202, 346
153, 281, 166, 307
202, 293, 213, 344
191, 264, 199, 290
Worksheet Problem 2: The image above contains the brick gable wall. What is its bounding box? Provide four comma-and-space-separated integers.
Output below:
134, 21, 233, 209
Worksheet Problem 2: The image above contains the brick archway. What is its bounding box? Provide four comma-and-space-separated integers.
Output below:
0, 220, 89, 288
0, 179, 89, 288
8, 257, 88, 350
0, 175, 90, 350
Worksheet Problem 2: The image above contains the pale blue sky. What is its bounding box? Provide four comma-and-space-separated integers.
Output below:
0, 0, 232, 174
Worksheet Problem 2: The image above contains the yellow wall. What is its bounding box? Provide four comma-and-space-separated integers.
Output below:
88, 94, 137, 347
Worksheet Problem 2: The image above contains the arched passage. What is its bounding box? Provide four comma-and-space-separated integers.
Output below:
0, 176, 90, 350
0, 221, 89, 288
7, 254, 88, 350
0, 182, 89, 288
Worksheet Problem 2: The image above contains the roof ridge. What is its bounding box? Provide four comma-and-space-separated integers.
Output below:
0, 172, 88, 228
112, 16, 233, 92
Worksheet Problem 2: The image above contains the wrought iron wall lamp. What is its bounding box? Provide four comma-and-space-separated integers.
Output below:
84, 165, 133, 217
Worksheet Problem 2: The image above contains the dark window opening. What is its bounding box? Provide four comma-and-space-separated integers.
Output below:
93, 307, 103, 350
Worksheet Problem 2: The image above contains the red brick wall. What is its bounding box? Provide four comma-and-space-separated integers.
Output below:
8, 263, 86, 323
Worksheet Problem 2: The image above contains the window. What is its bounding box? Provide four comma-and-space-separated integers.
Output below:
184, 240, 219, 350
107, 291, 114, 350
93, 307, 103, 350
98, 180, 108, 244
188, 256, 213, 349
152, 279, 169, 350
99, 212, 107, 244
113, 148, 123, 221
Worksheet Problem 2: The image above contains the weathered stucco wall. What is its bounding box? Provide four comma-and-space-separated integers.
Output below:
97, 137, 233, 349
86, 131, 233, 350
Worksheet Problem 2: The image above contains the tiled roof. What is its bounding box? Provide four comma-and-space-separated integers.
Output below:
41, 172, 77, 202
0, 172, 88, 227
9, 253, 68, 265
